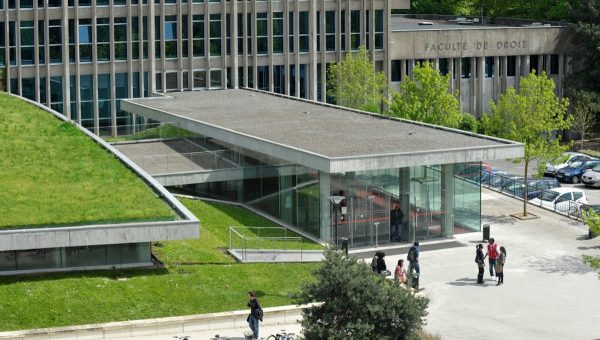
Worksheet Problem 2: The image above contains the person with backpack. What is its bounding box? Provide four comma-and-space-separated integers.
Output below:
495, 246, 507, 285
247, 291, 263, 339
390, 205, 404, 242
475, 244, 485, 284
407, 241, 420, 275
486, 238, 499, 278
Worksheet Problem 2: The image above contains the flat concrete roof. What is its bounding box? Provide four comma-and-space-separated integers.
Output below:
122, 89, 523, 173
391, 15, 562, 32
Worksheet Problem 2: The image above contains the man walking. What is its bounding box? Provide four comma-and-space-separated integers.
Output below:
406, 241, 421, 290
486, 238, 499, 278
247, 291, 263, 339
390, 205, 404, 242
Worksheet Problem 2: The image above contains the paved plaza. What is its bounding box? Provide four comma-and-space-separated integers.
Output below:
178, 189, 600, 340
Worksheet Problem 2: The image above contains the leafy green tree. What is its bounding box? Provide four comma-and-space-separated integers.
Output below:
583, 209, 600, 237
571, 91, 600, 149
327, 46, 389, 113
458, 113, 480, 133
390, 62, 462, 128
293, 249, 429, 340
481, 71, 573, 216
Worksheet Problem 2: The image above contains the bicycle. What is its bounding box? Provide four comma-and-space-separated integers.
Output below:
266, 329, 297, 340
173, 336, 190, 340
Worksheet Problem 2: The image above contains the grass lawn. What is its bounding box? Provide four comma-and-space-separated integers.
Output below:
0, 93, 175, 228
0, 199, 319, 331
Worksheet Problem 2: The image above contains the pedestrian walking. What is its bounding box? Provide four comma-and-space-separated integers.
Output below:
407, 242, 420, 289
246, 291, 263, 339
475, 244, 485, 284
486, 238, 499, 278
394, 259, 407, 284
495, 246, 507, 285
390, 204, 404, 242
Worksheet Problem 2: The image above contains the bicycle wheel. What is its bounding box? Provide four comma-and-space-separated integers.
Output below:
266, 335, 278, 340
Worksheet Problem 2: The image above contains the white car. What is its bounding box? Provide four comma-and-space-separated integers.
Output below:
582, 165, 600, 188
530, 188, 588, 213
545, 152, 596, 176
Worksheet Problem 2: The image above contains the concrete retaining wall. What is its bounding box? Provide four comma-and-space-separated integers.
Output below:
0, 304, 313, 340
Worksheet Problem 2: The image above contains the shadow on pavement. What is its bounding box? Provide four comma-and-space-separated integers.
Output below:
446, 277, 492, 287
525, 255, 593, 275
481, 214, 518, 225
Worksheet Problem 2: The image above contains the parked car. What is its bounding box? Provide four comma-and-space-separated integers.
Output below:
555, 159, 600, 184
481, 169, 508, 187
529, 188, 588, 213
544, 152, 596, 176
501, 178, 561, 200
455, 163, 491, 182
582, 165, 600, 188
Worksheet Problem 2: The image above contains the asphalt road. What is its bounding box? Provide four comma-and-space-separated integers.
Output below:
485, 158, 600, 205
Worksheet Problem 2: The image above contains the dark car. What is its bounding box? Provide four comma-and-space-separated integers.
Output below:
455, 163, 492, 182
555, 159, 600, 184
480, 169, 508, 187
501, 178, 561, 200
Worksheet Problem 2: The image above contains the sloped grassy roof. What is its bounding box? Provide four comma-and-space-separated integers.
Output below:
0, 93, 175, 228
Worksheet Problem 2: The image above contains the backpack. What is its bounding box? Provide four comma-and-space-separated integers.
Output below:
257, 308, 263, 321
407, 247, 415, 262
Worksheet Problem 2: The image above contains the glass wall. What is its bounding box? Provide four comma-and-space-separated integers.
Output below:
0, 243, 152, 274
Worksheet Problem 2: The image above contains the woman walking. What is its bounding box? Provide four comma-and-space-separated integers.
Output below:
475, 244, 485, 284
394, 259, 407, 284
496, 246, 507, 285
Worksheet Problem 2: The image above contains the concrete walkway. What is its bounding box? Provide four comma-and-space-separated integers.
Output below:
376, 189, 600, 340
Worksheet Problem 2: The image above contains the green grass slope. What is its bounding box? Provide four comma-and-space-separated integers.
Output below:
0, 93, 175, 228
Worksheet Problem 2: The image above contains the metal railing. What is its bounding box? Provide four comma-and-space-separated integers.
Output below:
228, 226, 305, 262
476, 172, 584, 220
127, 150, 236, 174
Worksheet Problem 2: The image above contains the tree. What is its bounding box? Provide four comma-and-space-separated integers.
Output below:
481, 71, 573, 216
571, 91, 600, 149
327, 46, 389, 113
293, 249, 429, 340
583, 209, 600, 237
390, 62, 463, 129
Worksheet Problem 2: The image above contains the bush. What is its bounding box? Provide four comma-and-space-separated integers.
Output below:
458, 113, 480, 133
578, 149, 600, 158
293, 249, 429, 340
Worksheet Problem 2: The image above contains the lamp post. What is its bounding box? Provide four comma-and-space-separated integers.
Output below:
329, 195, 345, 247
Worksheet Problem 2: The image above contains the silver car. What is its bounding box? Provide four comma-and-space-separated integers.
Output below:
582, 165, 600, 188
545, 152, 596, 176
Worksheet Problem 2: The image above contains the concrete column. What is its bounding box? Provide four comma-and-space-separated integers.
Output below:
319, 172, 332, 243
493, 56, 500, 101
268, 0, 274, 93
231, 0, 239, 89
399, 167, 411, 242
441, 164, 454, 239
62, 4, 71, 119
470, 57, 476, 116
284, 0, 290, 95
513, 56, 520, 90
148, 0, 156, 94
558, 54, 564, 98
407, 59, 414, 78
400, 59, 406, 82
309, 0, 317, 100
456, 58, 462, 111
544, 54, 552, 75
476, 57, 483, 116
448, 58, 454, 93
521, 55, 529, 76
501, 56, 508, 93
433, 58, 439, 70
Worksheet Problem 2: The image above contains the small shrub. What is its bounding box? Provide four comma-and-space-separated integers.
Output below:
458, 113, 479, 133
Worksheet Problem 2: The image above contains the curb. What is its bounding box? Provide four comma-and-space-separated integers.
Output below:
0, 304, 316, 339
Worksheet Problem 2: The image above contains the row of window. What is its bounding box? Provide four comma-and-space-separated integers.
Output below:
390, 55, 561, 82
0, 10, 383, 65
0, 0, 273, 9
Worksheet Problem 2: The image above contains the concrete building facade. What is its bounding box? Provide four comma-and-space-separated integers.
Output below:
0, 1, 571, 134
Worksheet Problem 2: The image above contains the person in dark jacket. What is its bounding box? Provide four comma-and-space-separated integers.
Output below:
475, 244, 485, 284
390, 205, 404, 242
372, 251, 387, 274
247, 291, 262, 339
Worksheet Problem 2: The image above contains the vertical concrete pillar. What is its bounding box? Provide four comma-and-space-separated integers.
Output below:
231, 0, 239, 89
476, 57, 483, 116
400, 60, 406, 82
309, 0, 317, 100
448, 57, 455, 93
493, 56, 500, 101
399, 167, 411, 242
470, 57, 476, 116
456, 58, 462, 111
544, 54, 552, 75
268, 0, 274, 93
558, 54, 564, 98
501, 56, 508, 93
515, 56, 521, 90
319, 172, 332, 243
521, 55, 530, 76
442, 164, 454, 238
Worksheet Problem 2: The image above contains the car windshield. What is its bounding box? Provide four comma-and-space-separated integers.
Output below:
569, 161, 583, 168
592, 165, 600, 172
539, 191, 560, 202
